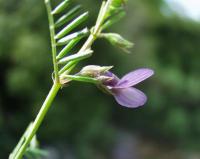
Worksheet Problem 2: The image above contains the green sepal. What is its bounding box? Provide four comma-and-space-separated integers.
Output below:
60, 75, 100, 84
55, 5, 81, 28
51, 0, 71, 15
79, 65, 113, 77
55, 12, 89, 39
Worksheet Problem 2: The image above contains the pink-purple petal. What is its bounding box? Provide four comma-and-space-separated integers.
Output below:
115, 68, 154, 88
103, 71, 120, 86
112, 87, 147, 108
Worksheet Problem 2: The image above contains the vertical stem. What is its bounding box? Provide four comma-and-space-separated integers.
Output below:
45, 0, 59, 82
13, 82, 61, 159
10, 0, 114, 158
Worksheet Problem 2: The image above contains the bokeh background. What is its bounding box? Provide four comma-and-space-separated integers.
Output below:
0, 0, 200, 158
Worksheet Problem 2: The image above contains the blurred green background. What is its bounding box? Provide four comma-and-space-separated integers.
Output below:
0, 0, 200, 158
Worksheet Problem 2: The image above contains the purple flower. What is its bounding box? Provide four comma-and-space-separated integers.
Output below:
103, 68, 154, 108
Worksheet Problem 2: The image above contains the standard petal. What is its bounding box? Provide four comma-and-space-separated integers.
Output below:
112, 87, 147, 108
115, 68, 154, 88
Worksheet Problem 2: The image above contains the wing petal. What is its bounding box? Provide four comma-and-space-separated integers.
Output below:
112, 87, 147, 108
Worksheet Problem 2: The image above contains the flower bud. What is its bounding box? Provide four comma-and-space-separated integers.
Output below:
110, 0, 128, 8
100, 33, 134, 53
79, 65, 113, 77
105, 0, 128, 19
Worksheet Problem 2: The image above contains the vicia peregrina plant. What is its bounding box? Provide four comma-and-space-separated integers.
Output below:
9, 0, 154, 158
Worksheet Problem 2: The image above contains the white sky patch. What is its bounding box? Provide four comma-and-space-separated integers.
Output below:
165, 0, 200, 21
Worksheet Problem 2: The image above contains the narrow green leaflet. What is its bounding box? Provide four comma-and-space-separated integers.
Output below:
56, 38, 81, 60
58, 49, 93, 64
55, 12, 89, 39
57, 28, 89, 45
51, 0, 71, 15
55, 5, 81, 28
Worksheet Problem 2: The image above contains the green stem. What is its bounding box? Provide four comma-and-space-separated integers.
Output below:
10, 1, 113, 158
13, 82, 61, 159
45, 0, 59, 82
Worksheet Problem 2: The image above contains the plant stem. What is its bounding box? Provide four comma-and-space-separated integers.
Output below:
45, 0, 59, 83
10, 1, 113, 158
12, 82, 61, 159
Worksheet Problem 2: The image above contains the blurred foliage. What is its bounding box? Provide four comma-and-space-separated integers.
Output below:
0, 0, 200, 158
